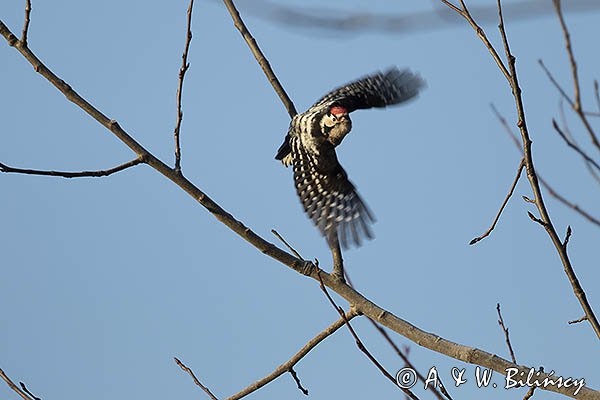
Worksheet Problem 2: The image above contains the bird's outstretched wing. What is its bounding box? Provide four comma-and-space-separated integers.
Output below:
291, 135, 374, 248
313, 67, 424, 112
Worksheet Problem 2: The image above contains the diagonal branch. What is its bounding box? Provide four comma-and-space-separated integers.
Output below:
225, 309, 358, 400
343, 272, 449, 400
470, 157, 525, 245
173, 0, 194, 173
491, 104, 600, 227
0, 369, 35, 400
443, 0, 600, 339
1, 17, 598, 400
0, 157, 144, 178
558, 101, 600, 184
552, 119, 600, 172
496, 303, 517, 364
442, 0, 510, 81
174, 357, 219, 400
317, 273, 419, 400
546, 0, 600, 152
552, 0, 580, 111
221, 0, 297, 118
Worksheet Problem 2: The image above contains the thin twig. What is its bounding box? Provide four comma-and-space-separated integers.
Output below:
343, 272, 449, 400
568, 315, 587, 325
562, 225, 572, 249
221, 0, 297, 118
470, 158, 525, 245
540, 60, 600, 151
317, 273, 420, 400
288, 368, 308, 396
500, 0, 600, 339
549, 0, 600, 151
442, 0, 600, 340
174, 357, 220, 400
496, 304, 517, 364
553, 0, 580, 110
19, 382, 41, 400
0, 369, 35, 400
0, 157, 144, 178
271, 229, 304, 260
443, 0, 510, 80
491, 104, 600, 227
558, 101, 600, 184
495, 303, 536, 400
552, 119, 600, 172
539, 59, 575, 107
173, 0, 194, 173
225, 309, 358, 400
21, 0, 31, 45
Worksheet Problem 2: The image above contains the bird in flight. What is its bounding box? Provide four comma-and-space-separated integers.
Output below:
276, 67, 424, 279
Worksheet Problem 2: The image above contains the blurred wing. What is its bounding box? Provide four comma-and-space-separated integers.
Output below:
313, 67, 424, 113
291, 136, 374, 248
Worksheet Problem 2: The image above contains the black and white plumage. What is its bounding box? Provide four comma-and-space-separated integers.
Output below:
276, 67, 424, 248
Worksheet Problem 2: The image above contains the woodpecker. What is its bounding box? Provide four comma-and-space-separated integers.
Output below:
276, 67, 424, 275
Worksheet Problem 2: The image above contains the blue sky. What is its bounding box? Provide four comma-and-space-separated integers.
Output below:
1, 1, 599, 399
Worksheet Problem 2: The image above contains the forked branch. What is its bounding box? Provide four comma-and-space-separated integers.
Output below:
440, 0, 600, 339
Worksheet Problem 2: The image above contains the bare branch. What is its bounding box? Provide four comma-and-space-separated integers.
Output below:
568, 315, 587, 325
226, 309, 358, 400
441, 0, 600, 339
271, 229, 304, 260
0, 157, 144, 178
317, 273, 420, 400
546, 0, 600, 151
552, 0, 580, 111
1, 17, 598, 400
221, 0, 297, 118
0, 368, 35, 400
538, 60, 574, 107
470, 158, 525, 245
496, 304, 517, 364
21, 0, 31, 45
174, 357, 220, 400
288, 368, 308, 396
558, 101, 600, 184
527, 211, 546, 227
562, 225, 572, 249
491, 104, 600, 227
443, 0, 511, 81
500, 0, 600, 339
553, 120, 600, 172
19, 382, 41, 400
343, 272, 449, 400
173, 0, 194, 173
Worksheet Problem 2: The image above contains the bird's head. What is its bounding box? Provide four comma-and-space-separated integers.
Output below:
322, 105, 352, 146
323, 105, 349, 128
